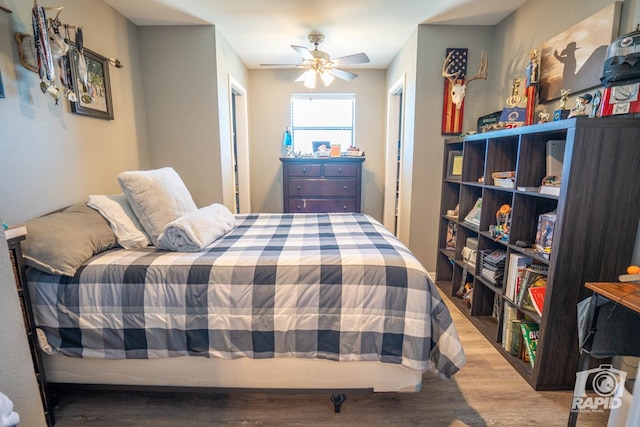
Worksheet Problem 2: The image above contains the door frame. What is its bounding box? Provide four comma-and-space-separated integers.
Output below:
383, 75, 406, 235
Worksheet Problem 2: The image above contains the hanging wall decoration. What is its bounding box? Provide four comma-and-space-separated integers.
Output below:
68, 44, 114, 120
539, 2, 622, 102
441, 48, 488, 135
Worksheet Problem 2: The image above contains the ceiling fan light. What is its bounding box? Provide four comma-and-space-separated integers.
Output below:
303, 71, 317, 89
320, 71, 335, 86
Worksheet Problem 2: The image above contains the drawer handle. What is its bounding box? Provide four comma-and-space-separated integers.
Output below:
338, 168, 343, 173
302, 168, 307, 173
343, 185, 348, 190
343, 205, 347, 210
297, 185, 301, 190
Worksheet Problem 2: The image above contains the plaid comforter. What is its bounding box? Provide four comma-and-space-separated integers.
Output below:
28, 213, 465, 378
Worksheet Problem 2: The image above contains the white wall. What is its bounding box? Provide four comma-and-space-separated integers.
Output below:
0, 0, 149, 224
248, 68, 387, 219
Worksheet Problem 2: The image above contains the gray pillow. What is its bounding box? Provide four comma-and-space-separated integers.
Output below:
22, 203, 117, 276
118, 167, 197, 246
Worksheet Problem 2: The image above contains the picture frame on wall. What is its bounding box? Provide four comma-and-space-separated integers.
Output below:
446, 150, 463, 180
539, 2, 621, 102
68, 45, 114, 120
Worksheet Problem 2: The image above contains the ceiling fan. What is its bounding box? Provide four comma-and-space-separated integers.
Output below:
261, 32, 370, 89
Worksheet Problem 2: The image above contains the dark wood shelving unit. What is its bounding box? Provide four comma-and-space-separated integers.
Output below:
7, 234, 55, 426
435, 117, 640, 390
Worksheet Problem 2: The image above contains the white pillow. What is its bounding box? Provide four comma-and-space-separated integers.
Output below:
117, 167, 197, 246
87, 194, 151, 249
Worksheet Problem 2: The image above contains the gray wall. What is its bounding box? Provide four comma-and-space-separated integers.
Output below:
248, 68, 387, 220
0, 0, 149, 224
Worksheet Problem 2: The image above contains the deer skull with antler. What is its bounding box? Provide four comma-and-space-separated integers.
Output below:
442, 51, 488, 109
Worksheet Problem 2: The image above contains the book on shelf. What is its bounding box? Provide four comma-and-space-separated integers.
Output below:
517, 186, 539, 192
479, 248, 507, 286
3, 225, 27, 240
492, 171, 515, 189
505, 254, 533, 302
528, 285, 547, 316
516, 265, 548, 308
463, 198, 482, 228
535, 211, 557, 258
502, 302, 518, 350
509, 319, 523, 357
538, 185, 561, 196
520, 322, 540, 368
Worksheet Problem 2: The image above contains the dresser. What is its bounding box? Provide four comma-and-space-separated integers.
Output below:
281, 157, 365, 213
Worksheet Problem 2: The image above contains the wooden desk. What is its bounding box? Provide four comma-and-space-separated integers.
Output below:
568, 282, 640, 427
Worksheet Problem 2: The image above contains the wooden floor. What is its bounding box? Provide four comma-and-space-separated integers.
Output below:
51, 292, 609, 426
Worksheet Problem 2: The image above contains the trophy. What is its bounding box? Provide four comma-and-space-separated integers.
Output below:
553, 89, 571, 121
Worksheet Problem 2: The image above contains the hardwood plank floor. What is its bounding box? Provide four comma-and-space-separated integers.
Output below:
51, 292, 609, 426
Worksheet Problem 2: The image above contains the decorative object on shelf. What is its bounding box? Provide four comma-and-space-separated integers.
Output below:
282, 127, 293, 157
446, 221, 457, 250
539, 2, 622, 102
590, 89, 602, 117
446, 203, 459, 218
463, 197, 482, 228
499, 78, 526, 128
598, 26, 640, 117
477, 111, 501, 133
568, 93, 592, 117
441, 48, 488, 135
525, 48, 540, 126
538, 111, 550, 123
446, 150, 463, 180
553, 88, 571, 121
68, 45, 114, 120
535, 211, 557, 258
492, 204, 511, 242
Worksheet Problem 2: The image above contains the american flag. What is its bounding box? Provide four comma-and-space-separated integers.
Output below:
441, 48, 468, 135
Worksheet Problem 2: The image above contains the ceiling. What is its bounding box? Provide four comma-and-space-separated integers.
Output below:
103, 0, 528, 69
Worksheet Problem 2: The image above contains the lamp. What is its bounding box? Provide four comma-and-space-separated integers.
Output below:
296, 66, 334, 89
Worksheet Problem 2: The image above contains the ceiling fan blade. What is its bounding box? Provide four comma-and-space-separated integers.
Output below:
259, 63, 300, 67
291, 45, 314, 61
331, 53, 370, 67
329, 68, 358, 81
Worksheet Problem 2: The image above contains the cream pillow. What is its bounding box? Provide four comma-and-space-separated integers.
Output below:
87, 194, 151, 249
117, 167, 197, 246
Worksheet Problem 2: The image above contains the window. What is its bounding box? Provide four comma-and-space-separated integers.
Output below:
290, 94, 355, 154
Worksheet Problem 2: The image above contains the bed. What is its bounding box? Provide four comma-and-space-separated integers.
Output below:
21, 168, 465, 412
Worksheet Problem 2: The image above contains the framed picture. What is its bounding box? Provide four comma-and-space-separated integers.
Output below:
68, 45, 114, 120
446, 150, 463, 180
539, 2, 621, 102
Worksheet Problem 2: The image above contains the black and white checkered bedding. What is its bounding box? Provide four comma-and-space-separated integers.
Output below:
28, 213, 465, 378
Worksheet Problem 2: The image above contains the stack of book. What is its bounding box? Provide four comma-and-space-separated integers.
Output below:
479, 248, 507, 286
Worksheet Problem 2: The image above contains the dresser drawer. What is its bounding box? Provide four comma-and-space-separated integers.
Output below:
323, 164, 357, 177
287, 164, 322, 177
288, 179, 357, 197
288, 199, 357, 213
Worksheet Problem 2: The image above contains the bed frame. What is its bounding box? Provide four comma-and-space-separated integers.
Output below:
42, 353, 423, 412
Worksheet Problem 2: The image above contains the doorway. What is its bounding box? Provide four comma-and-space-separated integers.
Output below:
228, 76, 251, 213
383, 77, 406, 236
